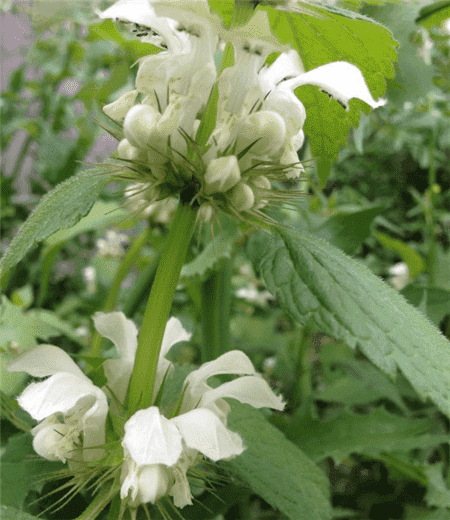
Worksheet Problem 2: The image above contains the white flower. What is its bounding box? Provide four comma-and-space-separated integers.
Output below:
7, 345, 108, 462
389, 262, 410, 291
119, 320, 284, 508
93, 312, 191, 406
96, 229, 129, 258
120, 405, 244, 507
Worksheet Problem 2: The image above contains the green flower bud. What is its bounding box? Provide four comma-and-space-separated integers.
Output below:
229, 182, 255, 212
237, 111, 286, 157
198, 203, 214, 222
204, 156, 241, 195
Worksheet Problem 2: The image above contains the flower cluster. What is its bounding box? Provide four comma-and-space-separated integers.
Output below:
100, 0, 383, 225
7, 312, 284, 509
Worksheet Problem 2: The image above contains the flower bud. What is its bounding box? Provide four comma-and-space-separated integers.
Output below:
264, 89, 306, 137
103, 90, 138, 122
250, 175, 271, 191
135, 464, 171, 505
237, 111, 286, 157
117, 139, 147, 162
198, 203, 214, 222
229, 183, 255, 212
124, 104, 161, 150
204, 156, 241, 195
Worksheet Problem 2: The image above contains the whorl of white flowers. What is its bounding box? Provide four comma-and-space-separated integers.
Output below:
7, 312, 284, 510
100, 0, 383, 226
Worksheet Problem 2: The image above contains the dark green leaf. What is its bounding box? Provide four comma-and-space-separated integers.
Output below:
416, 1, 450, 29
292, 408, 448, 463
226, 402, 332, 520
249, 228, 450, 418
0, 167, 111, 278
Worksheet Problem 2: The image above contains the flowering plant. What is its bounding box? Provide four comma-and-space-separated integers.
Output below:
2, 1, 450, 520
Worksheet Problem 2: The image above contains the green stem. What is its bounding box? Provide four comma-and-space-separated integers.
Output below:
201, 262, 232, 362
11, 134, 32, 179
75, 483, 118, 520
90, 226, 150, 357
127, 201, 198, 416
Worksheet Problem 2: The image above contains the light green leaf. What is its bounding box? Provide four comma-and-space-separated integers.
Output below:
0, 167, 111, 278
424, 463, 450, 508
181, 231, 239, 281
292, 408, 448, 463
262, 4, 397, 168
226, 402, 332, 520
248, 228, 450, 418
375, 231, 426, 279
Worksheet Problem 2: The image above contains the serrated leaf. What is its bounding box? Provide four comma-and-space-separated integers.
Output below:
401, 285, 450, 327
180, 231, 238, 281
292, 408, 448, 463
226, 402, 332, 520
261, 4, 397, 167
0, 167, 111, 277
1, 433, 63, 509
44, 200, 128, 247
248, 228, 450, 418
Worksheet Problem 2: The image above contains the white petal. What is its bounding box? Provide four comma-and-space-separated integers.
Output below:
285, 61, 385, 109
93, 312, 138, 363
103, 90, 138, 122
200, 375, 285, 411
172, 408, 244, 461
7, 345, 86, 379
123, 407, 183, 467
160, 317, 192, 359
260, 50, 304, 88
185, 350, 256, 389
18, 372, 105, 421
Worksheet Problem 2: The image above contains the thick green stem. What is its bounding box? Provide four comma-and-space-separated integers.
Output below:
127, 201, 198, 416
201, 262, 232, 362
90, 226, 150, 357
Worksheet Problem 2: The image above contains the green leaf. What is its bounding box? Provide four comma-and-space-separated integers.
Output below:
375, 231, 426, 279
416, 0, 450, 29
1, 433, 63, 509
44, 200, 128, 247
226, 402, 332, 520
401, 285, 450, 327
292, 408, 448, 463
248, 228, 450, 418
262, 4, 397, 166
314, 205, 386, 255
316, 359, 407, 412
0, 506, 41, 520
0, 296, 79, 395
181, 231, 239, 281
0, 167, 111, 278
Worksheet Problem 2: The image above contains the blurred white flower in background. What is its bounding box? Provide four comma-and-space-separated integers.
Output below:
389, 262, 410, 291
